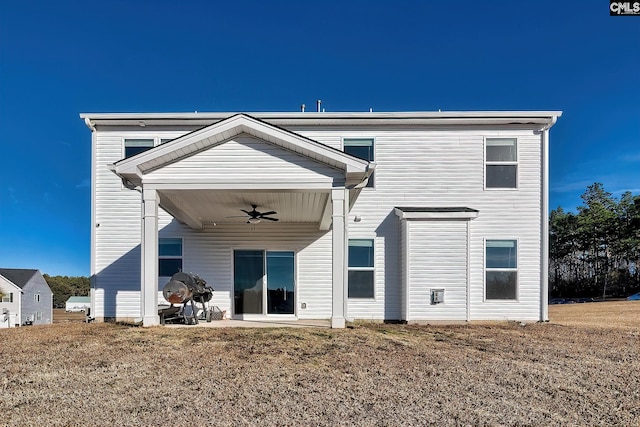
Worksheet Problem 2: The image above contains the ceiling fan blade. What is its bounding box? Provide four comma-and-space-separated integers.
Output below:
259, 211, 277, 216
240, 209, 252, 215
226, 215, 250, 218
262, 216, 279, 221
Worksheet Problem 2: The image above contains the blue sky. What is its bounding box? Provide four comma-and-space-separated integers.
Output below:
0, 0, 638, 277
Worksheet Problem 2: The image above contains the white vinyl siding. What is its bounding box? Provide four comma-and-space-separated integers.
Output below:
405, 220, 468, 321
146, 135, 343, 184
93, 124, 544, 322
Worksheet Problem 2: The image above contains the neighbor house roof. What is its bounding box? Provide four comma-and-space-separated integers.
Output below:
0, 269, 38, 289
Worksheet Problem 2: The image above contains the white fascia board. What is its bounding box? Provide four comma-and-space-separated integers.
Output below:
394, 208, 479, 220
81, 111, 564, 121
81, 111, 562, 129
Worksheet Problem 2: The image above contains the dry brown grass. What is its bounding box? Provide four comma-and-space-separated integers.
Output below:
549, 300, 640, 328
1, 303, 638, 426
53, 309, 86, 324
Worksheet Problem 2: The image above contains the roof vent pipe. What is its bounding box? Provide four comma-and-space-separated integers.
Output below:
316, 99, 321, 112
301, 104, 306, 112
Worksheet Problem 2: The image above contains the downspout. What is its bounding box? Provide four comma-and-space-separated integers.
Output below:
540, 116, 557, 322
87, 117, 98, 320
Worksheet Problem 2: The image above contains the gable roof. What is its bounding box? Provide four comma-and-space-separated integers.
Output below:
111, 113, 373, 188
0, 269, 38, 289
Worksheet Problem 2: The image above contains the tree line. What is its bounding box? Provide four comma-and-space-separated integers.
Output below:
43, 274, 91, 308
550, 183, 640, 298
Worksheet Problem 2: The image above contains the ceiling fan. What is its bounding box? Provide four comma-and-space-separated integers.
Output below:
227, 204, 279, 224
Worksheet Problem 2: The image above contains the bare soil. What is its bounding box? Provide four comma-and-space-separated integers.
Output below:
1, 302, 638, 426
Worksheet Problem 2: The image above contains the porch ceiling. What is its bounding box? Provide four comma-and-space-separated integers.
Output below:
159, 190, 330, 226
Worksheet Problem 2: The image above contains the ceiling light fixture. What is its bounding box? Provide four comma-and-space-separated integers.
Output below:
248, 217, 261, 224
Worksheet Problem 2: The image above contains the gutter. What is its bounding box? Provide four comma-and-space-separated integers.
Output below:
84, 117, 96, 131
80, 111, 564, 128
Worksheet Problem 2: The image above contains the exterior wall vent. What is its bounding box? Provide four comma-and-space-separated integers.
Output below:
431, 289, 445, 305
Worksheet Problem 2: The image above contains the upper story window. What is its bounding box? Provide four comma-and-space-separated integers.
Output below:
124, 139, 155, 158
159, 238, 183, 277
343, 138, 374, 188
486, 138, 517, 188
485, 240, 518, 300
34, 293, 40, 302
1, 293, 12, 303
348, 239, 375, 298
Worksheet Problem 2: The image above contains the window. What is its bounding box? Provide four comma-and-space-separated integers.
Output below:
34, 294, 40, 302
486, 138, 517, 188
343, 138, 374, 187
36, 311, 42, 320
124, 139, 154, 158
1, 293, 12, 303
348, 239, 375, 298
485, 240, 518, 300
159, 238, 183, 277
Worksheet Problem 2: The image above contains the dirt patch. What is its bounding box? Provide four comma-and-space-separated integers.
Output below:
1, 303, 638, 426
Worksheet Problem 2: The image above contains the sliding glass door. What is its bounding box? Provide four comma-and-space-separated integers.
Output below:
234, 250, 295, 315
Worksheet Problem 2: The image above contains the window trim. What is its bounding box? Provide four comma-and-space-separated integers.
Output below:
123, 138, 155, 159
484, 137, 518, 190
347, 238, 376, 300
342, 137, 376, 189
34, 293, 40, 302
484, 238, 519, 302
159, 237, 184, 278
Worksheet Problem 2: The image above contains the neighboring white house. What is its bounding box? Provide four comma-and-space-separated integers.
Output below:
65, 296, 90, 312
0, 269, 53, 327
81, 111, 561, 328
0, 274, 21, 328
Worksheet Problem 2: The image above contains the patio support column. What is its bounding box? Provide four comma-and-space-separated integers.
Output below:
141, 188, 160, 326
331, 188, 349, 328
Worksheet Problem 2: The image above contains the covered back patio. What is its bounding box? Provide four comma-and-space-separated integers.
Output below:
110, 114, 374, 328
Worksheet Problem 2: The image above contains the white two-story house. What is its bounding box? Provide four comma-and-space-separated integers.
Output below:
81, 111, 561, 328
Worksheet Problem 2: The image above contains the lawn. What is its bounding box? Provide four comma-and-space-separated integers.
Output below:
1, 302, 638, 426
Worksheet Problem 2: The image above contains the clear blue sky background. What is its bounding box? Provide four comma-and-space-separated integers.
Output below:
0, 1, 638, 277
